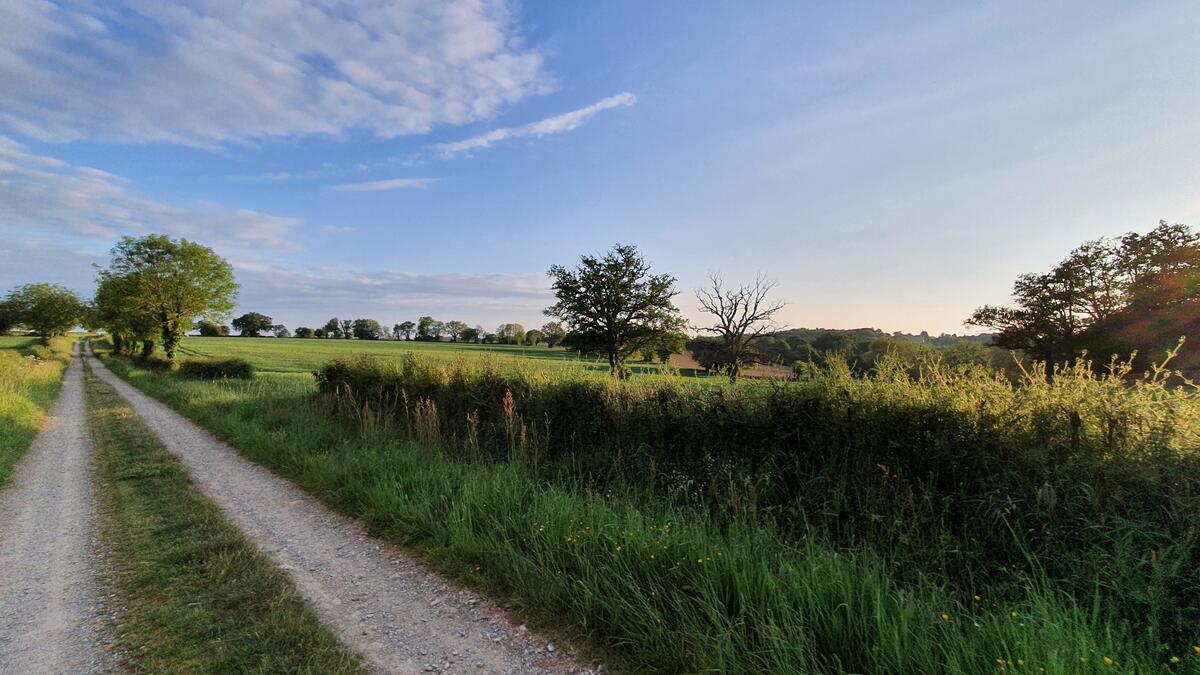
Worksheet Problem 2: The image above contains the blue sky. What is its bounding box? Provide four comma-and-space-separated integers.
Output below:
1, 1, 1198, 334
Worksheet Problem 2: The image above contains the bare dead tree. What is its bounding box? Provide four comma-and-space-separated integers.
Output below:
695, 273, 787, 384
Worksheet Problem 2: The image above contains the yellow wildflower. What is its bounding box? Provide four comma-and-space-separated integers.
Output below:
1103, 657, 1113, 666
1010, 611, 1020, 619
940, 613, 950, 621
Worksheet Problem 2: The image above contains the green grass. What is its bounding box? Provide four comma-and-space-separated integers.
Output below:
176, 336, 706, 377
84, 359, 363, 674
0, 334, 74, 488
99, 353, 1200, 674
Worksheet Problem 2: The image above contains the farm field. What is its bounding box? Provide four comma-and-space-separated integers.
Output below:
176, 335, 710, 377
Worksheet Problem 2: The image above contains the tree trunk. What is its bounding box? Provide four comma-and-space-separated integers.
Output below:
141, 339, 155, 358
162, 319, 180, 361
608, 348, 625, 380
728, 362, 740, 385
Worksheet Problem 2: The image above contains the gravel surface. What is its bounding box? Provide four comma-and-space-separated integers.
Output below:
0, 344, 114, 673
89, 348, 596, 675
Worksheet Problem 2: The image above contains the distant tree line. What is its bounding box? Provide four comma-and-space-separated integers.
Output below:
5, 221, 1191, 380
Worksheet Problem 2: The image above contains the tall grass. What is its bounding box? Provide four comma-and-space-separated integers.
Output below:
314, 350, 1200, 625
0, 335, 74, 487
102, 349, 1200, 673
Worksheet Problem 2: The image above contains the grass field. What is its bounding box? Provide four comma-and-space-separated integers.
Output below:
84, 361, 362, 673
0, 334, 74, 488
99, 337, 1200, 673
176, 336, 707, 377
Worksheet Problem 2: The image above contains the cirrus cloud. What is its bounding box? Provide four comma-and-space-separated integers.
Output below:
331, 178, 437, 192
437, 92, 637, 155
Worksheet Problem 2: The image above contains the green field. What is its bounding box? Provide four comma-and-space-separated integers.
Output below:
0, 336, 40, 351
176, 336, 708, 377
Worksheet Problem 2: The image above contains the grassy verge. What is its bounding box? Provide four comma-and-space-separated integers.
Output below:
97, 355, 1200, 673
84, 359, 363, 673
0, 335, 75, 488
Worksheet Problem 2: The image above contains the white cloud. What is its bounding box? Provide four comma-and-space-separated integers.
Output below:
0, 137, 552, 326
437, 92, 637, 155
0, 1, 548, 145
0, 136, 300, 250
331, 178, 437, 192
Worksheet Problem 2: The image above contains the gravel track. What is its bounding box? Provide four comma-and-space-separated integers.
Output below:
0, 344, 112, 673
87, 347, 593, 675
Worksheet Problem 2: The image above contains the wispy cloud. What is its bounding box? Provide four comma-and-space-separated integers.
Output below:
0, 1, 548, 145
330, 178, 437, 192
319, 225, 357, 234
438, 92, 637, 155
0, 136, 300, 251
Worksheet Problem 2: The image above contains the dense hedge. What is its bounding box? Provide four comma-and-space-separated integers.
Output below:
314, 352, 1200, 643
179, 356, 253, 379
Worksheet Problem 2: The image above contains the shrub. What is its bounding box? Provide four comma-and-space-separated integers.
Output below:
314, 350, 1200, 646
178, 356, 253, 379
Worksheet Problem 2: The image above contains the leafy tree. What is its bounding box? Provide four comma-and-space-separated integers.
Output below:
416, 316, 444, 341
93, 274, 159, 355
646, 330, 687, 364
523, 329, 543, 346
323, 317, 343, 338
859, 337, 935, 374
495, 323, 525, 345
0, 298, 20, 334
546, 244, 682, 378
340, 319, 353, 339
294, 326, 315, 338
461, 326, 481, 343
939, 340, 997, 369
695, 273, 787, 383
272, 324, 290, 338
232, 312, 274, 337
97, 235, 237, 360
5, 283, 82, 345
445, 320, 469, 342
196, 320, 228, 336
540, 321, 566, 348
969, 221, 1200, 375
313, 327, 327, 338
394, 321, 416, 340
352, 318, 384, 340
812, 331, 864, 356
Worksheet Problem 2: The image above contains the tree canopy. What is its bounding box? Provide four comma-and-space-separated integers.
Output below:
97, 235, 237, 359
232, 312, 274, 337
4, 283, 82, 345
546, 244, 682, 378
969, 221, 1200, 374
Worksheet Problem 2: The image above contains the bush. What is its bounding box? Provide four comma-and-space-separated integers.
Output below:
178, 356, 253, 380
314, 351, 1200, 648
134, 355, 177, 372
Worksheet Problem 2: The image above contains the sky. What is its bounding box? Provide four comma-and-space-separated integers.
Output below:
1, 1, 1198, 335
